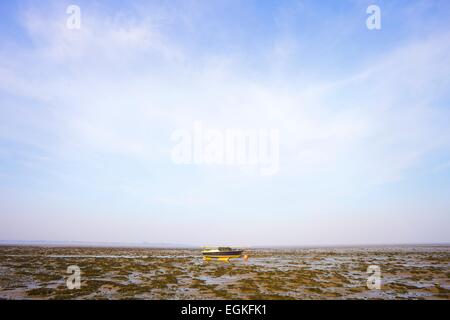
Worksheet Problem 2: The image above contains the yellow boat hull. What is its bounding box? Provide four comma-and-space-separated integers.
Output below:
203, 254, 241, 261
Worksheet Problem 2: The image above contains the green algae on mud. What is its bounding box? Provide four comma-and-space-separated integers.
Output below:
0, 245, 449, 300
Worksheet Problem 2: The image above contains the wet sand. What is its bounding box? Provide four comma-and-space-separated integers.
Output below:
0, 245, 449, 300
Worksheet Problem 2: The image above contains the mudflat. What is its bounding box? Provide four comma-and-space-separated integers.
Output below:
0, 245, 448, 300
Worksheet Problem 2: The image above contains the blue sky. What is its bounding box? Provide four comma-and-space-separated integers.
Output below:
1, 0, 450, 246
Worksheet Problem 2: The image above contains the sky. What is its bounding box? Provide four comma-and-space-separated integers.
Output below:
0, 0, 450, 246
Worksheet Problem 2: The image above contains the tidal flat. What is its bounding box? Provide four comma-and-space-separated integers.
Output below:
0, 245, 449, 300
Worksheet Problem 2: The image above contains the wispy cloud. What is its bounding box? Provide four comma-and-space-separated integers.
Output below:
0, 1, 449, 244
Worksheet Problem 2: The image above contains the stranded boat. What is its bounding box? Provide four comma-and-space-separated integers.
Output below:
202, 247, 244, 261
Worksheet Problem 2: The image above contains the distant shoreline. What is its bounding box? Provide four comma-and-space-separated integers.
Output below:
1, 240, 449, 249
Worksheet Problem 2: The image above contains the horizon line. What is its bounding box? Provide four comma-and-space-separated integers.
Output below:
1, 240, 449, 249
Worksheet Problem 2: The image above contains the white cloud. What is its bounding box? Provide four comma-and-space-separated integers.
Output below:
2, 6, 450, 187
